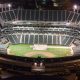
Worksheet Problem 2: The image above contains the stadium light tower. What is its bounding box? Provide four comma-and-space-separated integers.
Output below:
8, 3, 12, 10
73, 4, 78, 12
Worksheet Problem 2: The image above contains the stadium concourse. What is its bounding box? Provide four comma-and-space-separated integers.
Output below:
0, 8, 80, 80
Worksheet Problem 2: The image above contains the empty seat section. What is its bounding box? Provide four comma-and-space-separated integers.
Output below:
5, 12, 11, 21
66, 37, 74, 46
22, 34, 24, 43
25, 10, 30, 20
1, 12, 6, 21
44, 35, 47, 44
16, 34, 21, 43
53, 35, 56, 45
12, 35, 19, 44
48, 35, 52, 45
34, 35, 38, 44
29, 35, 34, 44
39, 35, 43, 44
25, 35, 29, 44
56, 35, 60, 45
8, 35, 15, 44
62, 36, 69, 46
9, 10, 15, 20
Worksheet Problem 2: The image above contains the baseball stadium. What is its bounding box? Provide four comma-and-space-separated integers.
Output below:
1, 7, 80, 79
1, 9, 78, 58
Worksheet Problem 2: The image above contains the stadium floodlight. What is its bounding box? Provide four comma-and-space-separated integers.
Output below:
40, 62, 43, 67
34, 62, 37, 66
73, 4, 78, 12
8, 4, 12, 8
8, 3, 12, 10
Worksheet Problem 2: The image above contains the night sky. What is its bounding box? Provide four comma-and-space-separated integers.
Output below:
0, 0, 79, 9
73, 0, 80, 4
0, 0, 79, 4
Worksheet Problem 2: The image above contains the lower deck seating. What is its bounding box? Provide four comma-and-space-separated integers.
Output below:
7, 34, 74, 46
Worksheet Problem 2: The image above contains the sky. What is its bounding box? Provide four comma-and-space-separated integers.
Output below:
0, 0, 79, 9
74, 0, 80, 4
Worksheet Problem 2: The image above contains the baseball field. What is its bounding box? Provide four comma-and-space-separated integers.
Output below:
7, 44, 73, 58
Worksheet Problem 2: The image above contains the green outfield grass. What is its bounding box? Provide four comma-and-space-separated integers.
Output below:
7, 44, 71, 58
